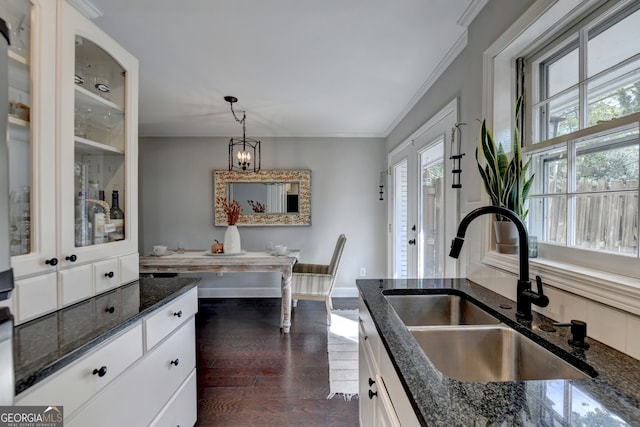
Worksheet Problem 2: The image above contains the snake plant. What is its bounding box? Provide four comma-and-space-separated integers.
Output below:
476, 97, 534, 220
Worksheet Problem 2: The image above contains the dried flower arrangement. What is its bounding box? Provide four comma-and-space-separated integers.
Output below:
247, 200, 266, 213
216, 196, 242, 225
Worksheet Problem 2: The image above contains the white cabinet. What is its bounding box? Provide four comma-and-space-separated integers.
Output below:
4, 0, 139, 324
16, 287, 198, 427
359, 295, 420, 427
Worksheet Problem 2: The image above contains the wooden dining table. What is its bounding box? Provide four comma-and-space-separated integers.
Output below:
139, 250, 299, 333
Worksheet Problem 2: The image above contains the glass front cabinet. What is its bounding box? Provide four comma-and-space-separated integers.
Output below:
3, 0, 139, 324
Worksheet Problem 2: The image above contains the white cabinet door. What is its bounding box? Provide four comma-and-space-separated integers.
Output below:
16, 323, 143, 417
57, 0, 139, 265
66, 320, 196, 427
5, 0, 57, 278
58, 264, 92, 306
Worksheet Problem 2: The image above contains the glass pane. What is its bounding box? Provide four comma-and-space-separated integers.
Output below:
575, 125, 639, 191
587, 59, 640, 125
393, 160, 408, 278
573, 125, 639, 255
74, 36, 127, 247
540, 89, 580, 139
574, 192, 638, 255
529, 195, 567, 245
588, 7, 640, 77
530, 146, 568, 195
418, 143, 444, 278
3, 0, 33, 256
545, 46, 579, 97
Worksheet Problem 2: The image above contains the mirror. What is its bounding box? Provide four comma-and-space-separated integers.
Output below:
214, 170, 311, 226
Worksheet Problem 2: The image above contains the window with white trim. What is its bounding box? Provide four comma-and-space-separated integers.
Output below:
522, 1, 640, 277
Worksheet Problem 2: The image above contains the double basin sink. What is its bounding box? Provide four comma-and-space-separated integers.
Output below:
383, 292, 593, 382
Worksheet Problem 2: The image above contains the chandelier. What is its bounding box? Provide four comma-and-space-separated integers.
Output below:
225, 96, 261, 172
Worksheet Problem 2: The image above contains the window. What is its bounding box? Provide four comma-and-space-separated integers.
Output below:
523, 1, 640, 276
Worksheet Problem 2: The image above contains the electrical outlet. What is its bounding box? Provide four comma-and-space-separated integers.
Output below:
359, 268, 366, 277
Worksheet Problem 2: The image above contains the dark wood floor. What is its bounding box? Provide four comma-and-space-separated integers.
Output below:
195, 297, 360, 426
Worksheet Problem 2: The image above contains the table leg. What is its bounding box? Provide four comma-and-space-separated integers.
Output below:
281, 266, 292, 333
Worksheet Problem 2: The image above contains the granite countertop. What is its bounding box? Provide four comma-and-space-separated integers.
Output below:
13, 277, 199, 396
357, 278, 640, 426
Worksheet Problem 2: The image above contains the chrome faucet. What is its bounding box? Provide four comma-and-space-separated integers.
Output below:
449, 206, 549, 320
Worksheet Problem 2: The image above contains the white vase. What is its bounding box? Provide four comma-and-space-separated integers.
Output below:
493, 220, 519, 254
224, 225, 241, 254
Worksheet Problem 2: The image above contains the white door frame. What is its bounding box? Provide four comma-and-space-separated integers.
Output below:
388, 98, 459, 278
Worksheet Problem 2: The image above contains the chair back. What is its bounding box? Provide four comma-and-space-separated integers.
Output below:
328, 234, 347, 278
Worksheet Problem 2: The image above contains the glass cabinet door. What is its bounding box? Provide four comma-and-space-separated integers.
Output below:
59, 1, 138, 263
73, 36, 126, 247
4, 0, 32, 257
3, 0, 57, 278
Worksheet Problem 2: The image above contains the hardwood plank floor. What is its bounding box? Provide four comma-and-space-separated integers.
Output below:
195, 298, 360, 427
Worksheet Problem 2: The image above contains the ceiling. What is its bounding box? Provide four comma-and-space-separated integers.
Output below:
85, 0, 484, 138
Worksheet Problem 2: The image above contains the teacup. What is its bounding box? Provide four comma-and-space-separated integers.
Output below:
152, 245, 168, 255
273, 245, 288, 255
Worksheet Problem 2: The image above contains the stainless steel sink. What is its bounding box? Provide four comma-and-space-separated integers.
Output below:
384, 294, 501, 326
410, 325, 591, 382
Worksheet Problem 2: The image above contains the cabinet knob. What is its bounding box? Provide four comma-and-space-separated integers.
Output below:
368, 390, 377, 399
104, 271, 114, 278
170, 358, 180, 366
93, 366, 108, 377
65, 254, 78, 262
173, 310, 183, 318
105, 306, 115, 314
368, 378, 375, 387
45, 258, 59, 266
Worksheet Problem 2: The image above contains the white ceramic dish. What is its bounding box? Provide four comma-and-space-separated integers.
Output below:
149, 250, 175, 257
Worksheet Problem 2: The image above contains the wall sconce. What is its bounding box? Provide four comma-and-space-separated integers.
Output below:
225, 96, 261, 172
379, 170, 388, 201
450, 122, 466, 189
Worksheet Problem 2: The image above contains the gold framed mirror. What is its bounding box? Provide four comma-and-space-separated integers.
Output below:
214, 170, 311, 226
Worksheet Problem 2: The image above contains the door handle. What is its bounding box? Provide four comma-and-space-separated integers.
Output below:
408, 239, 416, 245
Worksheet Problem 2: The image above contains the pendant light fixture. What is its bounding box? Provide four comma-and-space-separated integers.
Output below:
225, 96, 261, 172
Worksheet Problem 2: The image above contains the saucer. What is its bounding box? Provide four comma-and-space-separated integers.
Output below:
150, 250, 175, 257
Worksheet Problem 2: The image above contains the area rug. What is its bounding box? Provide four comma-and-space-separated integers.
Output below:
327, 309, 359, 400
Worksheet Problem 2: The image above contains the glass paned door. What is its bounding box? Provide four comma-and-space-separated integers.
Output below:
418, 142, 445, 278
392, 159, 409, 278
390, 100, 458, 279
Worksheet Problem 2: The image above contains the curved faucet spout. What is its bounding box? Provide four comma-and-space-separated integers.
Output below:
449, 206, 546, 320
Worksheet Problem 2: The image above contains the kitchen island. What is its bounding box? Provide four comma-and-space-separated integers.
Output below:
357, 278, 640, 426
14, 277, 199, 426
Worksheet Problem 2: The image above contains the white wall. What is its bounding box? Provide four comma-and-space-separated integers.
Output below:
383, 0, 640, 360
138, 136, 387, 297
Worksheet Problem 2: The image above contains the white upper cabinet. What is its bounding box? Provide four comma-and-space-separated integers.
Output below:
4, 0, 139, 323
58, 0, 138, 265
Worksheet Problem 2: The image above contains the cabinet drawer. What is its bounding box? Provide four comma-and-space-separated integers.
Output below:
119, 253, 139, 284
93, 259, 120, 294
67, 320, 196, 427
148, 369, 197, 427
359, 296, 380, 357
15, 273, 57, 324
144, 287, 197, 350
58, 264, 93, 307
16, 323, 143, 417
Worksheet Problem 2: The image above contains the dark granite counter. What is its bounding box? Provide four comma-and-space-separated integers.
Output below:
357, 278, 640, 426
13, 277, 199, 395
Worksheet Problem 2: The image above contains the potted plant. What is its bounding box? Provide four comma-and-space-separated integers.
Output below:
476, 97, 534, 253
